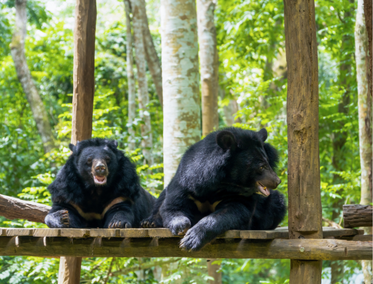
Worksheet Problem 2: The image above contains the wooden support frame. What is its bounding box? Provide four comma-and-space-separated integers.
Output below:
283, 0, 322, 283
0, 228, 370, 260
60, 0, 97, 283
343, 205, 373, 228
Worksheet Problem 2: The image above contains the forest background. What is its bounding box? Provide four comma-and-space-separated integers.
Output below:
0, 0, 367, 283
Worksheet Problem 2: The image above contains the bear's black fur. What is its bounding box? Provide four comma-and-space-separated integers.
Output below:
45, 138, 155, 228
141, 127, 286, 251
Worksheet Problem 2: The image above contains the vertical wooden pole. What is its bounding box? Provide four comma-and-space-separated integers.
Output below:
283, 0, 322, 283
58, 1, 96, 284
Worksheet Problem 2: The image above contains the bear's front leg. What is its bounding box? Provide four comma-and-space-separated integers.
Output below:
160, 197, 197, 235
45, 210, 70, 228
104, 202, 134, 228
180, 201, 251, 251
45, 205, 88, 228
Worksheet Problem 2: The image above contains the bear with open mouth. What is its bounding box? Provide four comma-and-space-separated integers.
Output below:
141, 127, 286, 251
45, 138, 155, 228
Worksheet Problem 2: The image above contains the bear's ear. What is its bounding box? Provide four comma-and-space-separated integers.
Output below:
111, 140, 118, 148
69, 141, 80, 153
105, 139, 118, 149
258, 128, 268, 142
69, 143, 75, 152
216, 130, 236, 151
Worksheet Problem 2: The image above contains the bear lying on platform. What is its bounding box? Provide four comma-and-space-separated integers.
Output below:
45, 138, 155, 228
141, 127, 286, 251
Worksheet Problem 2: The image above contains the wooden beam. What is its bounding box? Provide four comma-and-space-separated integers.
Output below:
0, 194, 50, 223
0, 237, 370, 260
71, 0, 96, 143
283, 0, 322, 283
343, 204, 373, 228
61, 0, 97, 283
0, 227, 364, 239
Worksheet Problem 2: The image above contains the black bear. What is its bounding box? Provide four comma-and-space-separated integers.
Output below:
141, 127, 286, 251
45, 138, 155, 228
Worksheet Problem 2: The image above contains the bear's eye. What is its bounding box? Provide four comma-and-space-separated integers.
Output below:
259, 166, 265, 172
86, 158, 92, 165
105, 157, 111, 163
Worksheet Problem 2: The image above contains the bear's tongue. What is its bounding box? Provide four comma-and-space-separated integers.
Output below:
257, 182, 270, 197
94, 175, 107, 184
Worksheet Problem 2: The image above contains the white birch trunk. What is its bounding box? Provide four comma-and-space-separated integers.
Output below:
355, 1, 373, 283
161, 0, 201, 185
123, 0, 137, 151
130, 0, 153, 165
197, 0, 219, 136
10, 0, 55, 153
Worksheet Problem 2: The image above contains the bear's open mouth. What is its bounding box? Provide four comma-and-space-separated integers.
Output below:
256, 182, 270, 197
94, 175, 107, 185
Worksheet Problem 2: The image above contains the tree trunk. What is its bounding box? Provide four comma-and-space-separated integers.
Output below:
284, 0, 323, 283
219, 85, 240, 127
331, 3, 354, 282
197, 0, 221, 281
130, 0, 153, 165
123, 0, 136, 151
139, 0, 163, 106
198, 0, 219, 136
355, 1, 373, 283
10, 0, 55, 153
161, 0, 200, 185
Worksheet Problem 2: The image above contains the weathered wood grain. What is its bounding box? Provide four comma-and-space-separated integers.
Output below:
0, 228, 363, 239
283, 0, 322, 282
0, 194, 50, 224
71, 0, 96, 143
343, 204, 373, 228
65, 0, 97, 282
0, 237, 369, 260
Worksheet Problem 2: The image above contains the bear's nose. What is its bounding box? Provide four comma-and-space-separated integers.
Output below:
276, 177, 281, 186
95, 162, 106, 174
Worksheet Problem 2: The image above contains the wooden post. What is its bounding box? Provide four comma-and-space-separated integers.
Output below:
283, 0, 322, 283
59, 0, 96, 283
71, 0, 96, 144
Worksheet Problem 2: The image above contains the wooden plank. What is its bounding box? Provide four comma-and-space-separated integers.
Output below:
219, 230, 240, 239
148, 228, 173, 238
5, 228, 34, 236
240, 230, 288, 239
120, 229, 149, 238
352, 234, 372, 241
343, 204, 373, 228
60, 229, 90, 238
0, 237, 370, 260
0, 228, 363, 239
33, 229, 61, 237
323, 228, 363, 238
90, 229, 118, 238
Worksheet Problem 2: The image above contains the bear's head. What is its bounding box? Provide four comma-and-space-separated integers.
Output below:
69, 139, 121, 187
217, 128, 281, 197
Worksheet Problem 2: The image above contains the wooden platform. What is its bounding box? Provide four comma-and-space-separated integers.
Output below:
0, 227, 370, 260
0, 227, 366, 239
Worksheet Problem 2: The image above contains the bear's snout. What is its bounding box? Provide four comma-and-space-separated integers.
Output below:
94, 161, 107, 175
